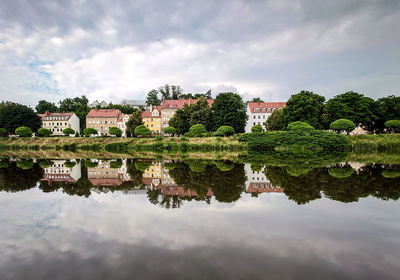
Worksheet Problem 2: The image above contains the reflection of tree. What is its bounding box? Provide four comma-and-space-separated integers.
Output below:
128, 159, 148, 186
0, 161, 43, 192
215, 160, 235, 171
328, 165, 354, 178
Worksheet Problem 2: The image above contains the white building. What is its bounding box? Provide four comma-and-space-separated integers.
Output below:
38, 111, 80, 135
41, 160, 81, 185
117, 113, 131, 137
245, 102, 286, 133
244, 164, 283, 194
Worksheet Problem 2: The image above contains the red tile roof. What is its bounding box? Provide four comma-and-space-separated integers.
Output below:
141, 106, 162, 118
117, 113, 131, 122
248, 102, 286, 113
38, 111, 74, 120
87, 109, 121, 118
247, 183, 284, 193
161, 99, 214, 109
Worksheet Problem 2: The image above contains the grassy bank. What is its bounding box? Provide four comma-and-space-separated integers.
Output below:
349, 134, 400, 153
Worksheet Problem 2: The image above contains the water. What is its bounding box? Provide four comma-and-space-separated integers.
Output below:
0, 158, 399, 279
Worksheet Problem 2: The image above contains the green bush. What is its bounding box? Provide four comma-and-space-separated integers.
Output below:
16, 160, 34, 170
215, 125, 235, 136
38, 128, 53, 137
84, 161, 99, 168
181, 136, 188, 142
0, 161, 9, 168
39, 160, 54, 168
384, 120, 400, 133
75, 132, 80, 137
328, 166, 354, 178
155, 135, 163, 141
64, 161, 76, 168
184, 124, 207, 137
251, 124, 263, 133
0, 128, 8, 137
15, 126, 32, 137
330, 119, 356, 134
110, 160, 123, 169
134, 125, 151, 136
83, 127, 97, 136
287, 121, 314, 131
109, 127, 122, 137
381, 169, 400, 178
164, 126, 176, 135
63, 128, 75, 136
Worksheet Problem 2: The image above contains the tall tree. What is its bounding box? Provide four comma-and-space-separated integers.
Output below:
0, 102, 42, 133
168, 105, 193, 135
264, 109, 285, 131
35, 100, 58, 113
374, 95, 400, 132
211, 92, 247, 133
159, 84, 171, 100
58, 95, 90, 132
171, 85, 183, 99
188, 96, 212, 131
126, 109, 143, 136
282, 90, 326, 129
247, 97, 264, 103
146, 89, 161, 106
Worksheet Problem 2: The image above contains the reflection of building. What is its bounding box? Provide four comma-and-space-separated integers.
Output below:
88, 159, 130, 186
41, 160, 81, 185
143, 161, 162, 179
245, 102, 286, 133
244, 164, 283, 194
38, 111, 80, 135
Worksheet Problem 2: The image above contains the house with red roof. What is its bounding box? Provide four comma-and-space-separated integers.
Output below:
38, 111, 80, 135
245, 102, 286, 132
86, 109, 121, 136
141, 105, 162, 134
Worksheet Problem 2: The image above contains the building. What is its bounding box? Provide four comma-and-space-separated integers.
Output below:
141, 106, 162, 134
160, 98, 214, 132
89, 100, 109, 107
38, 111, 80, 135
245, 102, 286, 133
244, 164, 283, 195
86, 109, 121, 136
120, 99, 147, 109
87, 159, 130, 187
117, 113, 131, 137
41, 160, 81, 185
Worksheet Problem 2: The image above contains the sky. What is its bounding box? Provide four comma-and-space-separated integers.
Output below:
0, 0, 399, 107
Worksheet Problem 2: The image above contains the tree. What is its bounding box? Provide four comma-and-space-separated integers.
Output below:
168, 105, 194, 135
324, 91, 377, 131
211, 92, 248, 133
251, 124, 263, 133
171, 85, 183, 99
62, 128, 75, 136
385, 120, 400, 133
146, 89, 161, 106
158, 84, 183, 100
185, 124, 207, 137
330, 119, 356, 135
134, 125, 151, 136
164, 126, 176, 135
188, 96, 212, 131
38, 128, 53, 137
287, 121, 314, 131
0, 128, 7, 137
215, 126, 235, 136
83, 127, 97, 136
58, 96, 90, 132
126, 109, 143, 137
35, 100, 58, 113
15, 126, 32, 137
248, 97, 264, 103
0, 102, 42, 133
109, 127, 122, 137
282, 91, 325, 129
375, 95, 400, 132
264, 109, 284, 131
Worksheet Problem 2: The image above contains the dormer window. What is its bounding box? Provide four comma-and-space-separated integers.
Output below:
254, 107, 260, 112
262, 108, 266, 112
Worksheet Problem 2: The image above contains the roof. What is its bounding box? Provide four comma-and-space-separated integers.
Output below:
117, 113, 131, 122
248, 102, 286, 113
161, 98, 214, 109
38, 111, 74, 120
141, 106, 162, 118
86, 109, 121, 118
120, 99, 146, 106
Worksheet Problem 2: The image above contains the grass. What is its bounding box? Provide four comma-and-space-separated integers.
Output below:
349, 134, 400, 153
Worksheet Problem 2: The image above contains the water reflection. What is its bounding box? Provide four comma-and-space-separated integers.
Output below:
0, 158, 399, 206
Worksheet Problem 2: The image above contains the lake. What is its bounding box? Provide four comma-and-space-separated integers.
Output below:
0, 158, 399, 279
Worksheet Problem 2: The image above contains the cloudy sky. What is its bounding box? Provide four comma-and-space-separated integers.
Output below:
0, 0, 399, 107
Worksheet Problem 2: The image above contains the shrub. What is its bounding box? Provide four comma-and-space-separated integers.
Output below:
185, 124, 207, 137
155, 135, 163, 141
328, 166, 354, 178
215, 125, 235, 136
83, 127, 98, 137
287, 121, 314, 131
84, 161, 98, 168
384, 120, 400, 133
39, 160, 54, 168
251, 124, 263, 133
109, 127, 122, 137
0, 128, 8, 137
16, 160, 34, 170
134, 125, 151, 136
181, 136, 188, 142
62, 128, 75, 136
330, 119, 356, 135
64, 161, 76, 168
15, 126, 33, 137
164, 126, 176, 135
38, 128, 53, 137
110, 160, 123, 169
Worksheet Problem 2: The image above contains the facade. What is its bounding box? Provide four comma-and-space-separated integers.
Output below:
160, 98, 214, 133
89, 100, 109, 107
87, 159, 130, 187
117, 113, 131, 137
38, 111, 80, 135
244, 164, 283, 194
141, 106, 162, 134
245, 102, 286, 133
120, 99, 147, 109
86, 109, 120, 136
41, 160, 81, 185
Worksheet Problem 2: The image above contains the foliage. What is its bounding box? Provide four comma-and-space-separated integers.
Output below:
109, 127, 122, 137
15, 126, 32, 137
384, 120, 400, 133
38, 128, 53, 137
0, 161, 43, 192
0, 128, 8, 137
58, 95, 90, 132
16, 160, 34, 170
0, 101, 42, 133
146, 89, 161, 106
134, 160, 152, 172
39, 160, 54, 168
264, 109, 284, 131
330, 119, 356, 134
83, 127, 98, 136
211, 92, 248, 133
126, 109, 143, 136
35, 100, 58, 113
215, 160, 235, 171
282, 91, 325, 129
110, 159, 123, 169
158, 84, 183, 100
134, 125, 151, 136
155, 135, 163, 141
251, 124, 263, 133
381, 170, 400, 179
247, 97, 264, 103
374, 95, 400, 132
184, 124, 207, 137
180, 90, 212, 100
84, 161, 98, 168
328, 166, 354, 178
64, 161, 76, 168
62, 128, 75, 135
287, 121, 314, 131
215, 125, 235, 136
168, 105, 193, 135
164, 126, 176, 135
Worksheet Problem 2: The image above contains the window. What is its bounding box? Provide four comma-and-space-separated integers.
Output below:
105, 121, 107, 124
253, 116, 256, 119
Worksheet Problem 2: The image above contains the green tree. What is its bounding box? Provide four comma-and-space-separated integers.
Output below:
330, 119, 356, 134
35, 100, 58, 113
215, 126, 235, 136
385, 120, 400, 133
146, 89, 161, 106
188, 96, 212, 130
15, 126, 32, 137
247, 97, 264, 103
126, 109, 143, 137
263, 109, 284, 131
211, 92, 247, 133
134, 125, 151, 136
287, 121, 314, 131
62, 128, 75, 136
0, 128, 8, 137
164, 126, 176, 135
185, 124, 207, 137
169, 104, 193, 135
58, 96, 90, 132
83, 127, 97, 136
0, 102, 42, 133
375, 95, 400, 132
251, 124, 263, 133
282, 91, 325, 129
109, 127, 122, 137
38, 128, 53, 137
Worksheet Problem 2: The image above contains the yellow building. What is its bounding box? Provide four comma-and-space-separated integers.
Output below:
142, 161, 162, 179
141, 106, 162, 134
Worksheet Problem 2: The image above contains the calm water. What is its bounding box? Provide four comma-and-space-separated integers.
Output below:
0, 158, 400, 279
